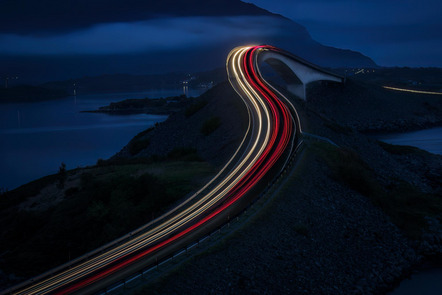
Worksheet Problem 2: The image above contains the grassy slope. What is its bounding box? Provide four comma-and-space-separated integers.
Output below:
0, 152, 214, 278
130, 73, 442, 294
130, 139, 421, 294
1, 71, 441, 292
0, 81, 248, 285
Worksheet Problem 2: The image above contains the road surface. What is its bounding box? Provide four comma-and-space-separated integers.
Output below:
2, 45, 300, 295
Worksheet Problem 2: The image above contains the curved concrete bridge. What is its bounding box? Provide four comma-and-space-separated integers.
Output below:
258, 46, 345, 100
2, 45, 343, 295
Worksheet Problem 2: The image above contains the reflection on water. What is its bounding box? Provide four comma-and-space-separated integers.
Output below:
377, 127, 442, 155
0, 89, 205, 190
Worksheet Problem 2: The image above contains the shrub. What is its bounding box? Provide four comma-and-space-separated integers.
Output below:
127, 127, 155, 155
88, 201, 109, 220
185, 99, 208, 117
319, 145, 379, 197
129, 138, 150, 155
293, 222, 309, 237
64, 187, 79, 197
57, 162, 67, 189
201, 116, 221, 136
133, 127, 154, 141
167, 147, 201, 161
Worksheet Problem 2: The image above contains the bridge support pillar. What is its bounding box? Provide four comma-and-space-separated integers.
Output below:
259, 49, 344, 101
287, 83, 306, 100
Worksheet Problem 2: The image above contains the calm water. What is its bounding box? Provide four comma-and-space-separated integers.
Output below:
390, 268, 442, 295
377, 127, 442, 155
0, 88, 205, 190
379, 127, 442, 294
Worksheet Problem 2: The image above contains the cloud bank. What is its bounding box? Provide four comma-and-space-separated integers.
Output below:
0, 16, 281, 55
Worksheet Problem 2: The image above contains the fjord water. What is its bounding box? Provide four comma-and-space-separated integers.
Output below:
377, 127, 442, 155
390, 268, 442, 295
379, 127, 442, 294
0, 89, 205, 190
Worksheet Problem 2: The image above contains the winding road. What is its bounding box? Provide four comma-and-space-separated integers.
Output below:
3, 45, 301, 295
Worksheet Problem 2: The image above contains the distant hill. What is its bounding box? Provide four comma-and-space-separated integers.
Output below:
41, 68, 227, 95
0, 0, 376, 83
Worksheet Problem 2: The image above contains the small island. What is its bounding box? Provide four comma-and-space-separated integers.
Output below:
83, 94, 192, 115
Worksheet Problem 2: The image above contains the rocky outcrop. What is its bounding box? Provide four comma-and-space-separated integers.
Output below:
305, 79, 442, 133
125, 79, 442, 294
114, 82, 249, 167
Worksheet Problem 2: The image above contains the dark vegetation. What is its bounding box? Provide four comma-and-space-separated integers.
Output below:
128, 127, 155, 156
2, 67, 441, 292
112, 68, 441, 294
113, 81, 249, 167
0, 80, 248, 289
129, 136, 421, 295
128, 137, 151, 156
0, 151, 213, 278
0, 175, 59, 209
0, 85, 68, 103
185, 99, 208, 117
57, 162, 67, 189
200, 116, 221, 136
85, 95, 193, 115
167, 147, 201, 162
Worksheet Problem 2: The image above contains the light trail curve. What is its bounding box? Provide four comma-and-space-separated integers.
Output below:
2, 45, 300, 295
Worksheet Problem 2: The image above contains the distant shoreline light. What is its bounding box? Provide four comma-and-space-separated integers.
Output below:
383, 86, 442, 96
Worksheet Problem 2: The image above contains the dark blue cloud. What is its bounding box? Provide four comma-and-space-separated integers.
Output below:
0, 16, 282, 55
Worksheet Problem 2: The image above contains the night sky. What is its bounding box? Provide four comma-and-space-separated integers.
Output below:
247, 0, 442, 67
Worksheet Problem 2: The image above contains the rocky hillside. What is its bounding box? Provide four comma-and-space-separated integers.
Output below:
304, 79, 442, 132
0, 81, 249, 290
115, 82, 249, 167
118, 78, 441, 294
1, 76, 441, 293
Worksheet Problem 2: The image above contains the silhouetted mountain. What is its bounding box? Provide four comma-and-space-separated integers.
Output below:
0, 0, 376, 83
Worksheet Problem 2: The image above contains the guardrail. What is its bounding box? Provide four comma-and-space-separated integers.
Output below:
96, 137, 304, 295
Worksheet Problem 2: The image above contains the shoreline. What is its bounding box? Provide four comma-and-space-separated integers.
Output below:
81, 94, 193, 116
81, 109, 172, 115
1, 79, 442, 294
385, 253, 442, 294
360, 121, 442, 135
